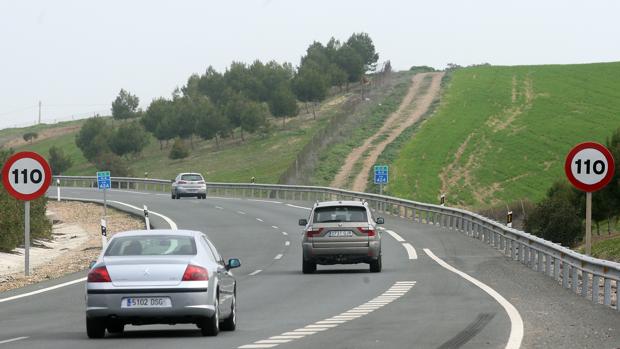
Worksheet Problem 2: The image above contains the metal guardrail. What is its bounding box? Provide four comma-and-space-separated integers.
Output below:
54, 175, 620, 311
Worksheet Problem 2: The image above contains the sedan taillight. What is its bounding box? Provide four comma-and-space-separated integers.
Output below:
182, 265, 209, 281
177, 180, 187, 184
87, 266, 111, 282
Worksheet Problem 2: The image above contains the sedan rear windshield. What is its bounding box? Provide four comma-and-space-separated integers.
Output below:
181, 174, 203, 181
313, 206, 368, 223
105, 235, 197, 256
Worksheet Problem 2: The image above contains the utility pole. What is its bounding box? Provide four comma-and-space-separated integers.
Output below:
38, 101, 42, 124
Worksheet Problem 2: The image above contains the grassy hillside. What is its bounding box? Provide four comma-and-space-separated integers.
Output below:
389, 62, 620, 208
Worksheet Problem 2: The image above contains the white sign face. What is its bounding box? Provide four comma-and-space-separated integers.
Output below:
6, 157, 47, 195
570, 148, 609, 185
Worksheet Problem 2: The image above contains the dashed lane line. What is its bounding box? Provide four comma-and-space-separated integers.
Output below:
274, 254, 283, 260
285, 241, 290, 246
256, 218, 264, 222
403, 243, 418, 260
215, 206, 223, 210
249, 270, 262, 276
0, 337, 28, 345
237, 211, 246, 215
237, 281, 416, 349
423, 248, 523, 349
385, 230, 405, 242
272, 226, 279, 229
285, 204, 311, 210
282, 232, 288, 236
247, 199, 283, 204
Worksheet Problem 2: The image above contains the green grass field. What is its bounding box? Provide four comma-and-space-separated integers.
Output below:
389, 62, 620, 208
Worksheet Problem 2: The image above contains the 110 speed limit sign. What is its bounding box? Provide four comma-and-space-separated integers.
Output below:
564, 142, 615, 192
1, 151, 52, 201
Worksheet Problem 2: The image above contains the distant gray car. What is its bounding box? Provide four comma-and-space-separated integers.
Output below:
171, 173, 207, 199
85, 230, 240, 338
299, 201, 384, 274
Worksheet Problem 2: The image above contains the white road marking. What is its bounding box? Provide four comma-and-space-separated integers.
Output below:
424, 248, 523, 349
155, 193, 169, 197
402, 243, 418, 260
247, 199, 283, 204
239, 345, 278, 349
272, 225, 279, 229
0, 278, 86, 304
0, 337, 28, 345
237, 211, 246, 215
274, 254, 283, 260
385, 230, 405, 242
284, 241, 290, 246
249, 269, 262, 276
281, 232, 288, 236
286, 204, 311, 210
215, 206, 223, 210
256, 218, 264, 222
237, 281, 415, 349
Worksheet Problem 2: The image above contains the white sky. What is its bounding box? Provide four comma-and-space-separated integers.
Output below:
1, 0, 619, 129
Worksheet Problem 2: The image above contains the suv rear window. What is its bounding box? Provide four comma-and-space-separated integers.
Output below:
313, 206, 367, 223
105, 235, 197, 256
181, 174, 203, 181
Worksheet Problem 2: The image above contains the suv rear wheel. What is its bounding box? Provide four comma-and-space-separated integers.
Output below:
302, 259, 316, 274
369, 255, 382, 273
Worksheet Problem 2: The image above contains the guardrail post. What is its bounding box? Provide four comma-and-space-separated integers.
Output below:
546, 254, 552, 276
572, 266, 579, 293
581, 270, 589, 298
604, 278, 611, 306
537, 251, 544, 272
592, 275, 600, 303
554, 258, 561, 281
562, 263, 570, 289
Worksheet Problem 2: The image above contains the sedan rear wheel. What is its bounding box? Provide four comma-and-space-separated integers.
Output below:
86, 317, 105, 339
221, 291, 236, 331
369, 255, 382, 273
107, 322, 124, 334
302, 258, 316, 274
200, 296, 219, 336
171, 192, 176, 199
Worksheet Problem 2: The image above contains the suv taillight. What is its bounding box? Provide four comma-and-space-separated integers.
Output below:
87, 266, 111, 282
306, 227, 323, 238
357, 227, 376, 237
182, 265, 209, 281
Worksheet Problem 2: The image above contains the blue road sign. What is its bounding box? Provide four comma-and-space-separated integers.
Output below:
373, 165, 388, 184
97, 171, 111, 190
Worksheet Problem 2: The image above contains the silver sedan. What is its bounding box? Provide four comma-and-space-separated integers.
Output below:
85, 230, 240, 338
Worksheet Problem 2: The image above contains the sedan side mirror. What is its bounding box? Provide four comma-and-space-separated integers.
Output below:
298, 219, 308, 226
375, 217, 385, 224
226, 258, 241, 270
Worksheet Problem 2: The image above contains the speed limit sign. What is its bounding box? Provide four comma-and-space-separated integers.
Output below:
1, 151, 52, 276
564, 142, 615, 192
2, 151, 52, 200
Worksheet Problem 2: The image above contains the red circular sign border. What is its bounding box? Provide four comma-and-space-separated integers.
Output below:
1, 151, 53, 201
564, 142, 615, 192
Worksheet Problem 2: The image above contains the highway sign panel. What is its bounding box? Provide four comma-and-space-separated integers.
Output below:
374, 165, 389, 184
97, 171, 111, 189
1, 151, 52, 201
565, 142, 615, 192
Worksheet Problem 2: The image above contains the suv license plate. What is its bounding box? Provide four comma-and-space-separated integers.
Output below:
121, 297, 172, 308
328, 230, 354, 237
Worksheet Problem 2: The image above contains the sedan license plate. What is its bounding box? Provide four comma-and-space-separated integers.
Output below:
328, 230, 353, 237
121, 297, 172, 308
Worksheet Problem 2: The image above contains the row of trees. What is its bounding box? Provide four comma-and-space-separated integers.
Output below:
137, 32, 379, 152
75, 117, 149, 176
525, 127, 620, 247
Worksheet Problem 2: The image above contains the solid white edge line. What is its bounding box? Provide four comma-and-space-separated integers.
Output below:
423, 248, 523, 349
385, 230, 405, 242
0, 337, 28, 345
285, 204, 311, 210
402, 243, 418, 260
247, 199, 283, 204
108, 200, 178, 230
249, 269, 262, 276
0, 278, 86, 303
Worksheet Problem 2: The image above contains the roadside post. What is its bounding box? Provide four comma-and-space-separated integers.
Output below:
1, 152, 52, 276
100, 218, 107, 246
564, 142, 615, 255
440, 194, 446, 207
144, 205, 150, 231
56, 178, 61, 201
507, 211, 513, 228
373, 165, 388, 212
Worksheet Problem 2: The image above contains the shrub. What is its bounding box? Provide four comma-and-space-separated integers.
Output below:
48, 146, 73, 175
22, 132, 38, 143
169, 138, 189, 159
93, 151, 130, 177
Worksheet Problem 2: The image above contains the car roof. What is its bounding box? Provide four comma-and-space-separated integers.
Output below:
111, 229, 203, 239
177, 172, 203, 176
314, 200, 367, 208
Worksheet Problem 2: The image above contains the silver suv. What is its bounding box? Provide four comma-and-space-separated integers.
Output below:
171, 173, 207, 199
299, 201, 384, 274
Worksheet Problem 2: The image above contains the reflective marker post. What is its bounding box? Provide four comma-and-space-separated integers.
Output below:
56, 178, 60, 202
101, 218, 107, 247
144, 205, 150, 230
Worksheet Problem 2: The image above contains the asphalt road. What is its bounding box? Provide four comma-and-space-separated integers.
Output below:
0, 187, 618, 349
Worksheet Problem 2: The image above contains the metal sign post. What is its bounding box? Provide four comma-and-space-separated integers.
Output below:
564, 142, 615, 255
1, 152, 52, 276
373, 165, 388, 212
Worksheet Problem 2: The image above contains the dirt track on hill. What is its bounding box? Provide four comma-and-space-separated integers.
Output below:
331, 72, 444, 191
